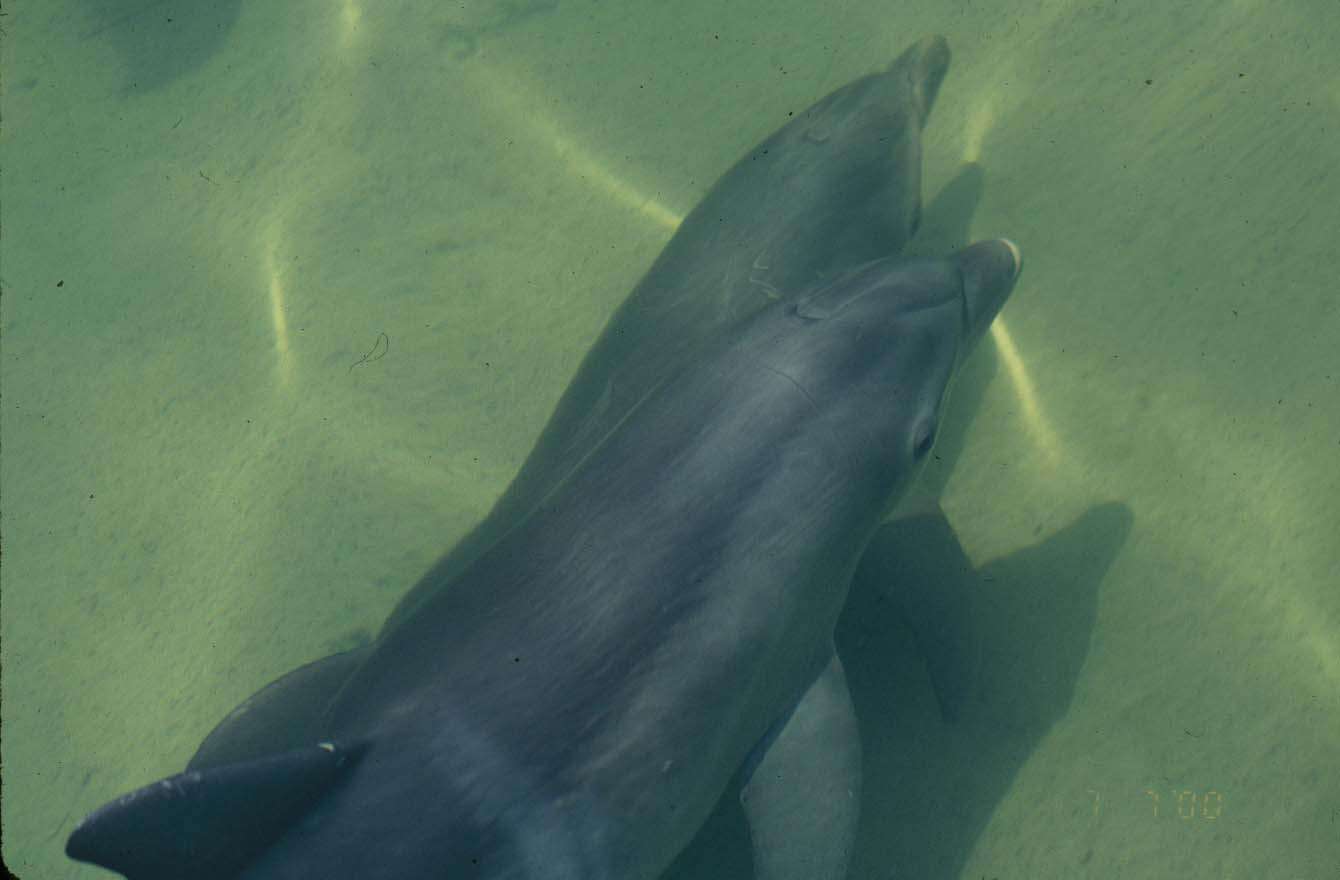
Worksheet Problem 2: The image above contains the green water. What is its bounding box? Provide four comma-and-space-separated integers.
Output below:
2, 0, 1336, 878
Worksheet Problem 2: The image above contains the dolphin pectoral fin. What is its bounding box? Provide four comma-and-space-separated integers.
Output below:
739, 651, 861, 880
853, 506, 977, 722
66, 740, 367, 880
189, 645, 370, 771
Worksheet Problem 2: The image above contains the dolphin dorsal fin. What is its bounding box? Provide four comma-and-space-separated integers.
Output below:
66, 740, 366, 880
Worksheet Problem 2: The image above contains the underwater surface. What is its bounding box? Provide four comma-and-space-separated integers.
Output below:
2, 0, 1337, 877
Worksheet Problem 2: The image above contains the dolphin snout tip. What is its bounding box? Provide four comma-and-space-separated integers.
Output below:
955, 238, 1023, 343
885, 35, 952, 121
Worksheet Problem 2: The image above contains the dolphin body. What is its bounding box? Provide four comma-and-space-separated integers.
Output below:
67, 37, 1019, 880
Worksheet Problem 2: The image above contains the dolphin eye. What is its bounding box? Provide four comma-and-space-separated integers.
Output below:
911, 419, 937, 459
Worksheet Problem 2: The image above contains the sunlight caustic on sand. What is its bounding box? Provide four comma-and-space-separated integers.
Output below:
263, 220, 295, 389
470, 59, 684, 233
529, 110, 684, 233
260, 9, 371, 388
990, 319, 1062, 470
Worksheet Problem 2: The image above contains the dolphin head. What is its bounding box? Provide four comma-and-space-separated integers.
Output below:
783, 35, 951, 181
749, 238, 1021, 505
681, 36, 952, 301
756, 35, 952, 272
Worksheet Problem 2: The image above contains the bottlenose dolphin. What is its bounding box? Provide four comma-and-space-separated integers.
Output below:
68, 239, 1021, 880
65, 35, 1017, 880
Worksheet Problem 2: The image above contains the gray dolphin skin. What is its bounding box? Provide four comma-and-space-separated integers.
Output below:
66, 37, 1021, 880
